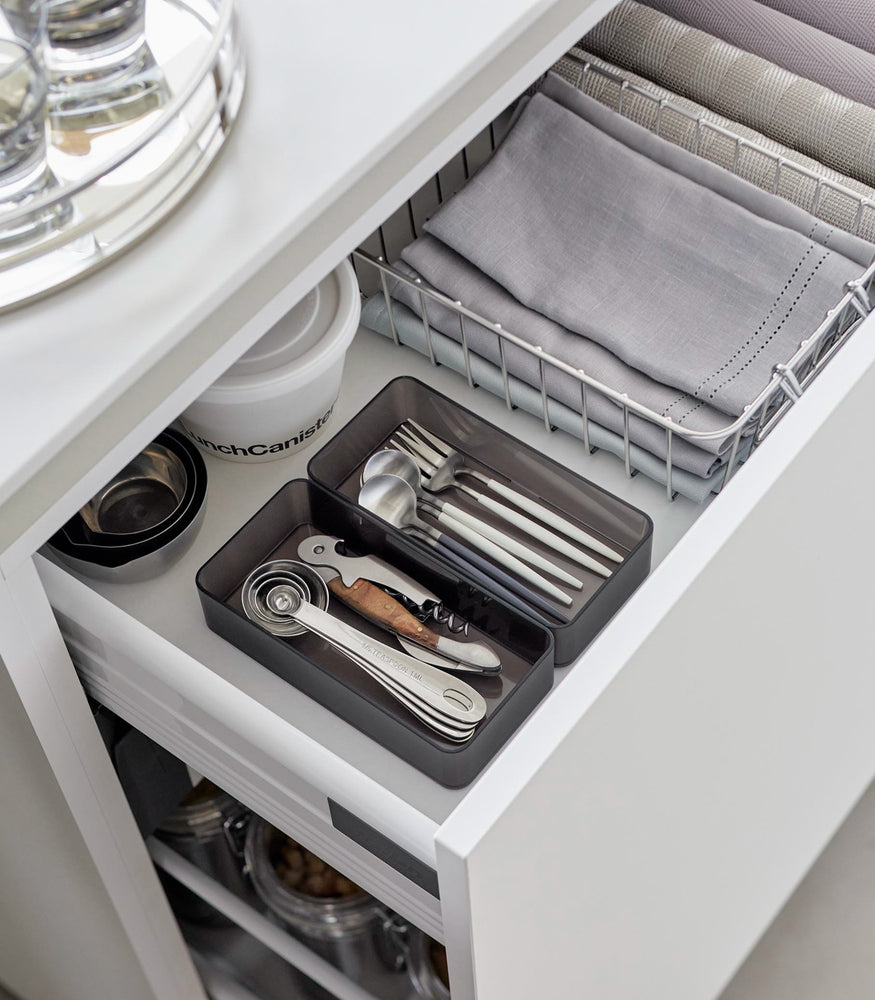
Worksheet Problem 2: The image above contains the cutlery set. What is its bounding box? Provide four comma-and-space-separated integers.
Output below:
198, 378, 652, 784
358, 421, 622, 612
234, 420, 628, 740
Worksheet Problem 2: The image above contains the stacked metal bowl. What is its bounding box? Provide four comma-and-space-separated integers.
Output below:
47, 428, 207, 581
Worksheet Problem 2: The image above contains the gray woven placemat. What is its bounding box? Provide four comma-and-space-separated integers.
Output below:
640, 0, 875, 108
755, 0, 875, 56
583, 0, 875, 184
551, 48, 875, 242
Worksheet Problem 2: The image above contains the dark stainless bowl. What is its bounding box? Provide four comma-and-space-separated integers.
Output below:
47, 429, 208, 582
57, 431, 202, 558
78, 439, 188, 540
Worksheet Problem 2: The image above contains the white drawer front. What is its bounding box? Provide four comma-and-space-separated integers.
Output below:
436, 313, 875, 999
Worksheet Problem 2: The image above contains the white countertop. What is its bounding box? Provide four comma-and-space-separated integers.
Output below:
0, 0, 615, 568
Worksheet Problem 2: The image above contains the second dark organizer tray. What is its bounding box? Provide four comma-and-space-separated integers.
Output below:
308, 377, 653, 666
196, 479, 554, 788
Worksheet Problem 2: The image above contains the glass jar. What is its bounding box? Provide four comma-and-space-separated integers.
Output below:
155, 778, 249, 925
408, 927, 451, 999
244, 816, 407, 998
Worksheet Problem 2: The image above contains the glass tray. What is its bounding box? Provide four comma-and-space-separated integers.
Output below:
0, 0, 245, 311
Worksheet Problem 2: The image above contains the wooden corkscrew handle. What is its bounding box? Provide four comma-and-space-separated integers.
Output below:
326, 577, 441, 649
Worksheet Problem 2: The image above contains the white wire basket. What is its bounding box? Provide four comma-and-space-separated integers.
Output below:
354, 58, 875, 501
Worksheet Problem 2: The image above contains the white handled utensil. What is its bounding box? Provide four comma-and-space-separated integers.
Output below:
364, 450, 585, 587
388, 439, 612, 578
424, 498, 586, 587
358, 475, 573, 606
404, 420, 624, 563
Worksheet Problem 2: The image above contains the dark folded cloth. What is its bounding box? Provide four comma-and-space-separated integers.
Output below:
640, 0, 875, 109
585, 1, 875, 185
423, 79, 866, 418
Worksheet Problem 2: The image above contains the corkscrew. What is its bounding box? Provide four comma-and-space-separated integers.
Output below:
296, 537, 501, 673
388, 592, 471, 636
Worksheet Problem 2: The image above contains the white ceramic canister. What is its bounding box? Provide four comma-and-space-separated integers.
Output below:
180, 260, 360, 462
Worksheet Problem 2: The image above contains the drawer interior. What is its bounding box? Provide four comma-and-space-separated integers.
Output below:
38, 8, 875, 941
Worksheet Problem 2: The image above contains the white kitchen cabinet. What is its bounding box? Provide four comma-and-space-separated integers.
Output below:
2, 1, 874, 998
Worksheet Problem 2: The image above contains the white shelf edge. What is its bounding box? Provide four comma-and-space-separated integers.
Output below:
0, 0, 616, 571
149, 838, 386, 1000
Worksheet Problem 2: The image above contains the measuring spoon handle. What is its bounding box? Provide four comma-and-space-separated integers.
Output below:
292, 600, 486, 724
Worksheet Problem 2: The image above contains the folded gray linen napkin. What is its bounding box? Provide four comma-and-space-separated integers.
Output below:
550, 49, 875, 243
754, 0, 875, 56
360, 294, 746, 503
395, 235, 734, 477
539, 73, 873, 269
423, 85, 866, 419
639, 0, 875, 109
584, 1, 875, 182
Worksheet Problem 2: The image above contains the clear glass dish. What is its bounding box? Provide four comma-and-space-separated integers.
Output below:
0, 0, 245, 310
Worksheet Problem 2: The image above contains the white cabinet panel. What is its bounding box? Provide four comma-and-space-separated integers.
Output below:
5, 2, 875, 998
0, 562, 204, 1000
437, 314, 875, 999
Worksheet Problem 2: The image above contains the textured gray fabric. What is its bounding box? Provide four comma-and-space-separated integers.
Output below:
584, 1, 875, 183
392, 236, 733, 477
637, 0, 875, 109
755, 0, 875, 56
360, 293, 743, 503
540, 73, 874, 268
423, 87, 865, 418
550, 49, 875, 243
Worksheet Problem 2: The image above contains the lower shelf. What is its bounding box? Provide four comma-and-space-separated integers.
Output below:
190, 945, 280, 1000
150, 839, 419, 1000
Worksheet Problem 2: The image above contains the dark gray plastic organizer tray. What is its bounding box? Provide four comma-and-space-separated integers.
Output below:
307, 377, 654, 666
196, 479, 554, 788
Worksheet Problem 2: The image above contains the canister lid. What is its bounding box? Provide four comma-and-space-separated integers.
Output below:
218, 268, 344, 381
157, 779, 239, 836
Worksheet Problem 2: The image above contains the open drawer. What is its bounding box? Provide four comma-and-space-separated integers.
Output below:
25, 12, 875, 1000
37, 295, 875, 998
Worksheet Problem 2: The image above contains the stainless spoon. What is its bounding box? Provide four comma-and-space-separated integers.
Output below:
363, 450, 583, 589
388, 437, 612, 578
358, 474, 572, 606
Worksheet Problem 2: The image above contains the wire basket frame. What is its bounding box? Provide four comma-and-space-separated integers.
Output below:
354, 60, 875, 501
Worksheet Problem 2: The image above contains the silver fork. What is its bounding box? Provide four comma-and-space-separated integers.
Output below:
383, 441, 588, 587
392, 435, 611, 579
398, 419, 624, 564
